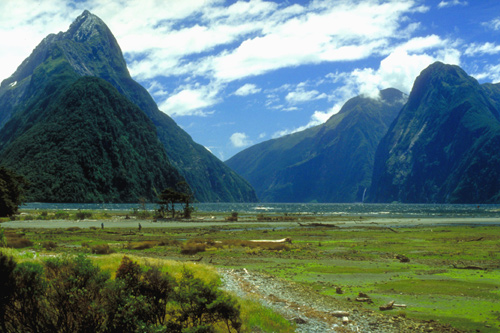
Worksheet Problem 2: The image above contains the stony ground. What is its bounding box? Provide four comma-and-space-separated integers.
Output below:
219, 268, 463, 333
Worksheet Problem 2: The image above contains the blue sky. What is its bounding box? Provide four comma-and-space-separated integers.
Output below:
1, 0, 500, 160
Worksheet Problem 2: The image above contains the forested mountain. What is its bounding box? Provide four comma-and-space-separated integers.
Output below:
226, 88, 405, 202
0, 10, 257, 203
369, 62, 500, 203
0, 77, 183, 202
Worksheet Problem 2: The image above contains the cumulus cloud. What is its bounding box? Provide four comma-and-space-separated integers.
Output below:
204, 1, 422, 81
234, 83, 261, 96
230, 132, 252, 148
158, 84, 220, 117
347, 35, 460, 98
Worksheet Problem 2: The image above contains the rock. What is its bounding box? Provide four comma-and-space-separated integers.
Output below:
292, 317, 308, 324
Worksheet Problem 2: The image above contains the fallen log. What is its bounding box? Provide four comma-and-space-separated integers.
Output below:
249, 237, 292, 243
331, 311, 349, 317
452, 264, 486, 270
356, 297, 373, 303
298, 222, 338, 228
379, 300, 395, 311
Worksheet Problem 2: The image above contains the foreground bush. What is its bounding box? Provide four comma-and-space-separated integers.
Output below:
0, 253, 241, 332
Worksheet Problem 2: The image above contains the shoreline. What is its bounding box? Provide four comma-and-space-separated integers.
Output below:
2, 216, 500, 229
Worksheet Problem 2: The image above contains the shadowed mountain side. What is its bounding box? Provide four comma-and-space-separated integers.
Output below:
0, 10, 257, 203
0, 77, 184, 202
369, 62, 500, 203
226, 88, 405, 202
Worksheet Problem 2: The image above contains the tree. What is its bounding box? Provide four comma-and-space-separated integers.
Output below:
0, 166, 28, 217
158, 182, 194, 219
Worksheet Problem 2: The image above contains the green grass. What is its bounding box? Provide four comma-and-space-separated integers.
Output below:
2, 213, 500, 332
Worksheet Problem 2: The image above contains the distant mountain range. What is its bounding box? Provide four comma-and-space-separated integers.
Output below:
226, 88, 406, 202
228, 62, 500, 204
0, 10, 257, 203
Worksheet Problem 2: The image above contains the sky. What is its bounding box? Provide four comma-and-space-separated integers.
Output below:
1, 0, 500, 160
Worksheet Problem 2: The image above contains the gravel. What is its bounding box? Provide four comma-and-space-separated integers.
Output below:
219, 268, 463, 333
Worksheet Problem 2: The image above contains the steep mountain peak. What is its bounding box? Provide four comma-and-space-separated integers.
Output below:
65, 10, 109, 42
407, 62, 474, 108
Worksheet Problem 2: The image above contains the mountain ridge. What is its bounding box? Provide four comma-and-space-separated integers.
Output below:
227, 88, 406, 202
0, 10, 257, 203
369, 62, 500, 203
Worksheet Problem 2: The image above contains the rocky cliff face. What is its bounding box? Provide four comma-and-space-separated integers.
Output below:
369, 62, 500, 203
0, 10, 257, 203
226, 88, 405, 202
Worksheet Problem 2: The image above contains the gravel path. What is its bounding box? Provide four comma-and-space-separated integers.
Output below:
219, 268, 462, 333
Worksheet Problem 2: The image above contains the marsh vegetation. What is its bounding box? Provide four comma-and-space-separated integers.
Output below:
1, 209, 499, 332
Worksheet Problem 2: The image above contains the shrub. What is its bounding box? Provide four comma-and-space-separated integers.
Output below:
5, 232, 33, 248
75, 211, 92, 220
44, 254, 110, 332
173, 269, 242, 331
158, 239, 181, 246
0, 252, 16, 332
54, 211, 69, 219
91, 244, 112, 254
126, 241, 157, 250
42, 241, 57, 250
226, 212, 238, 222
181, 242, 207, 255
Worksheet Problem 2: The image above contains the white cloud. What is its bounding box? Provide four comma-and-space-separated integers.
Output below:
230, 132, 252, 148
200, 0, 423, 81
234, 83, 261, 96
464, 42, 500, 56
483, 18, 500, 31
158, 84, 220, 117
285, 89, 327, 104
437, 0, 468, 9
347, 35, 460, 98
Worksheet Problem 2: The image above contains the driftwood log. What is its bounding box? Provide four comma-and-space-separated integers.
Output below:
298, 222, 338, 228
379, 300, 407, 310
249, 237, 292, 244
331, 311, 349, 317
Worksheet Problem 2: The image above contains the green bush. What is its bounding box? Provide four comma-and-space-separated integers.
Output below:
0, 254, 243, 332
91, 243, 112, 254
54, 211, 70, 219
75, 211, 92, 220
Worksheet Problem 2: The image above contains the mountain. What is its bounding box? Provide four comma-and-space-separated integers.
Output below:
0, 77, 184, 202
226, 88, 405, 202
369, 62, 500, 203
0, 10, 257, 203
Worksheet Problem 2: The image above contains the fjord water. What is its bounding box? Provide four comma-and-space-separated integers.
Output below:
22, 202, 500, 219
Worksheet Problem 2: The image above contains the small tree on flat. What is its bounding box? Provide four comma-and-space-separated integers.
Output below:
157, 182, 194, 219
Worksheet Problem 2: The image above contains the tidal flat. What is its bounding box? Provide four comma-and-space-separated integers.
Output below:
2, 209, 499, 332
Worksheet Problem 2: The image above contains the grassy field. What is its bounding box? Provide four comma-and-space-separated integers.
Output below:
1, 208, 500, 332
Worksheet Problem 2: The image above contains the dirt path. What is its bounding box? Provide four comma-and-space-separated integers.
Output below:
219, 268, 462, 332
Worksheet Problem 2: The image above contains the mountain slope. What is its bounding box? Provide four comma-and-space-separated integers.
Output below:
226, 88, 405, 202
0, 10, 257, 202
0, 77, 183, 202
369, 62, 500, 203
